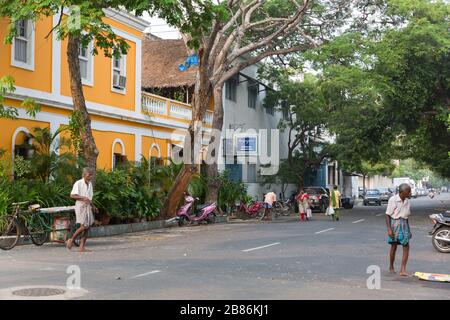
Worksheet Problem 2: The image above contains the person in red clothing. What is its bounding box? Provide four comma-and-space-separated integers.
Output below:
296, 189, 310, 221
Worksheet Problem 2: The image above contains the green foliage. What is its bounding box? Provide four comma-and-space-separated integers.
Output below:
260, 70, 330, 187
13, 155, 31, 178
0, 75, 40, 119
64, 111, 84, 156
0, 1, 134, 58
217, 170, 247, 213
392, 158, 450, 188
132, 0, 228, 49
0, 149, 13, 178
92, 159, 186, 222
188, 174, 207, 201
307, 0, 450, 178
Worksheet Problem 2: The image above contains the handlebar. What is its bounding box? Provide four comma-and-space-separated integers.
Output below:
12, 201, 29, 206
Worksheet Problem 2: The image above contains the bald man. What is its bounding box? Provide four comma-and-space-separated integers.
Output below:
385, 183, 412, 276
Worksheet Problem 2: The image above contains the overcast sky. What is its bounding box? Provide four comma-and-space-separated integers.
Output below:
142, 12, 181, 39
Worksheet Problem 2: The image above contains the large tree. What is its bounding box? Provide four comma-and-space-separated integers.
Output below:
261, 71, 330, 189
311, 0, 450, 178
203, 0, 361, 203
0, 1, 137, 181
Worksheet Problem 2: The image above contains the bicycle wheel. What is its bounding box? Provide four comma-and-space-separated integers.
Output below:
28, 214, 48, 246
0, 215, 21, 250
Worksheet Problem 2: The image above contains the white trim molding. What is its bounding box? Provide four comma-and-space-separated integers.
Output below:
9, 87, 192, 131
149, 143, 161, 158
79, 40, 95, 87
111, 53, 127, 95
11, 19, 35, 71
52, 14, 62, 95
11, 126, 32, 177
135, 134, 142, 163
103, 8, 150, 32
112, 138, 126, 169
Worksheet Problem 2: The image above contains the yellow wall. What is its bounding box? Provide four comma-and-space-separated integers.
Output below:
142, 136, 169, 160
0, 118, 50, 154
0, 16, 53, 93
92, 130, 135, 169
60, 38, 137, 111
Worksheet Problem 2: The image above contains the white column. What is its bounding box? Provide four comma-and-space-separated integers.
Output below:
52, 14, 62, 96
135, 39, 142, 113
135, 134, 142, 163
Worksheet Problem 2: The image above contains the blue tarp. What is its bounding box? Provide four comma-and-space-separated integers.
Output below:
179, 54, 199, 71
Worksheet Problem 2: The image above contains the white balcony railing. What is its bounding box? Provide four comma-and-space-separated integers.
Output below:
142, 94, 166, 115
170, 101, 192, 120
142, 92, 213, 126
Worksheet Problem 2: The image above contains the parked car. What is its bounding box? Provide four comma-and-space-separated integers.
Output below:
341, 195, 354, 209
304, 187, 330, 213
417, 188, 427, 196
376, 187, 394, 203
363, 189, 382, 206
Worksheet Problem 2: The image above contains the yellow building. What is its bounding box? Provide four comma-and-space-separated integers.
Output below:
0, 9, 213, 170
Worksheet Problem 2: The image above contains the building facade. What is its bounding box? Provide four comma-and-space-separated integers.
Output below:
0, 10, 213, 171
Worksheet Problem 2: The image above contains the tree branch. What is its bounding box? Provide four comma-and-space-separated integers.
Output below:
45, 5, 64, 39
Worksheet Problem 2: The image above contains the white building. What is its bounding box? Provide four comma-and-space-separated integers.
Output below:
217, 63, 296, 200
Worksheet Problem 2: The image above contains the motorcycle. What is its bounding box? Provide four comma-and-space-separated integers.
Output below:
429, 211, 450, 253
176, 194, 217, 227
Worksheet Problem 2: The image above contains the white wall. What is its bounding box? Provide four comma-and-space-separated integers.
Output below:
217, 63, 292, 199
358, 175, 393, 189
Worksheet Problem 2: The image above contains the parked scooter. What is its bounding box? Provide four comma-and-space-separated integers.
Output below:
176, 194, 217, 227
429, 211, 450, 253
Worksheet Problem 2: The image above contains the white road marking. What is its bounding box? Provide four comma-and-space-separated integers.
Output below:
315, 228, 335, 234
376, 213, 384, 217
242, 242, 280, 252
352, 219, 365, 224
131, 270, 161, 279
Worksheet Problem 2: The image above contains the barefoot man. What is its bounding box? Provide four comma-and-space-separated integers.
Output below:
385, 183, 412, 276
67, 168, 96, 252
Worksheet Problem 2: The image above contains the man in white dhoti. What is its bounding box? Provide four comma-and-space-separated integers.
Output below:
66, 168, 97, 252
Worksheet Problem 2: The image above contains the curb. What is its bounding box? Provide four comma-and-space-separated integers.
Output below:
17, 215, 229, 246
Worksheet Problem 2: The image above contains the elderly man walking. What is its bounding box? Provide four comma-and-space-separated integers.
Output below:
66, 168, 97, 252
385, 183, 412, 276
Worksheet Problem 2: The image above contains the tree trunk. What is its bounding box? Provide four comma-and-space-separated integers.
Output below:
160, 62, 212, 219
67, 34, 99, 181
205, 85, 224, 203
363, 174, 367, 194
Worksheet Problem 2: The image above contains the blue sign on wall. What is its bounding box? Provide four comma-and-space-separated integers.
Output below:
236, 136, 257, 154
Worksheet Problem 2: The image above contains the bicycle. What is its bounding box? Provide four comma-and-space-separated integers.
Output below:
234, 200, 265, 220
0, 202, 80, 250
273, 199, 293, 217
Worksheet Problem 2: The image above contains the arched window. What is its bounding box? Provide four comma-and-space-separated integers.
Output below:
12, 127, 32, 161
149, 143, 163, 166
112, 139, 127, 169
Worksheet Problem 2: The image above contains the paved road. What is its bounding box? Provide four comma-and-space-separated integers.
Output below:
0, 193, 449, 300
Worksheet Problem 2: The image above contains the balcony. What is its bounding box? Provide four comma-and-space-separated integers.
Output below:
141, 92, 213, 126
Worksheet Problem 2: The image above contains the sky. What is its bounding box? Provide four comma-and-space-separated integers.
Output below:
142, 13, 181, 39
